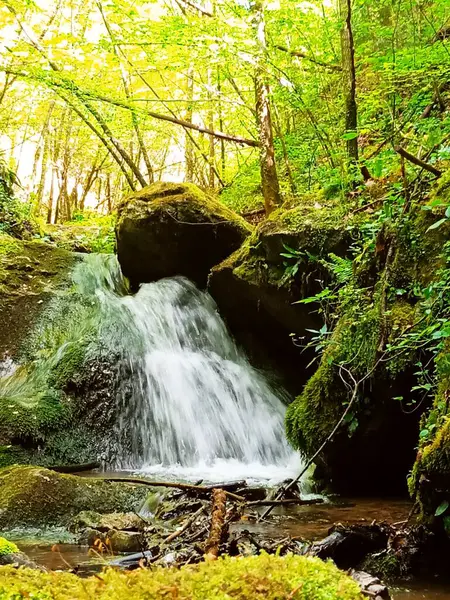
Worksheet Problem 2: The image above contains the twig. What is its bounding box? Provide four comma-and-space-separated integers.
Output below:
164, 506, 206, 544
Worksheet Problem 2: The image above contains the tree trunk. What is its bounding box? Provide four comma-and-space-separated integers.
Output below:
185, 68, 195, 182
339, 0, 358, 162
252, 0, 282, 215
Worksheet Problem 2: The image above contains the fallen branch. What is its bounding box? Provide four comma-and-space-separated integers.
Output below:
248, 498, 324, 507
259, 365, 364, 522
164, 506, 206, 544
205, 488, 227, 560
394, 146, 442, 177
90, 476, 246, 496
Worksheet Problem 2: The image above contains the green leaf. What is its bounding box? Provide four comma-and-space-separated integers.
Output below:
427, 218, 447, 232
435, 500, 449, 517
342, 131, 358, 140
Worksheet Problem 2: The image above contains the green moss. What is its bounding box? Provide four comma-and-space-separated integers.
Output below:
0, 538, 19, 556
119, 182, 252, 234
361, 551, 401, 581
286, 358, 344, 454
0, 466, 149, 528
0, 554, 363, 600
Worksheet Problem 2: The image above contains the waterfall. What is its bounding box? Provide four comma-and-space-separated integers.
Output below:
4, 254, 299, 483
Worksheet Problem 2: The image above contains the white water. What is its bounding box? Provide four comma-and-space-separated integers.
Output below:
74, 256, 300, 483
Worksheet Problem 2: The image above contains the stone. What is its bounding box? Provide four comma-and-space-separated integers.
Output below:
0, 466, 149, 528
116, 182, 252, 288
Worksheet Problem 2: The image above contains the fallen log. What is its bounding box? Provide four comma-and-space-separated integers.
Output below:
90, 476, 246, 497
205, 488, 227, 560
248, 498, 324, 508
308, 524, 390, 570
49, 462, 101, 474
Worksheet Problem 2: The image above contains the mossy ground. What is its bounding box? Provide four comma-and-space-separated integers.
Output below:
0, 554, 363, 600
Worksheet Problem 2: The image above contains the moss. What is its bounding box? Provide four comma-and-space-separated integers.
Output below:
0, 538, 19, 557
0, 237, 75, 358
0, 380, 71, 444
119, 182, 252, 233
0, 466, 149, 528
361, 551, 401, 581
286, 358, 344, 454
0, 554, 364, 600
45, 214, 116, 254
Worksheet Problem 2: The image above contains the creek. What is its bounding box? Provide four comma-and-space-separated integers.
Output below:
3, 254, 450, 599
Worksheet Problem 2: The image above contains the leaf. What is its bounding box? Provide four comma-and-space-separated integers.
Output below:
427, 218, 447, 232
435, 500, 449, 517
342, 131, 358, 140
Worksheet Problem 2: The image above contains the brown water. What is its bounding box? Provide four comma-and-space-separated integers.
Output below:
14, 498, 450, 599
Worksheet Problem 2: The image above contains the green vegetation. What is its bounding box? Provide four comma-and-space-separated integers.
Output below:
0, 538, 19, 557
0, 554, 363, 600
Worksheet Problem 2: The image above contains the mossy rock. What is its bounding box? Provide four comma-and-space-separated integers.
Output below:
0, 466, 149, 528
0, 235, 75, 358
0, 554, 364, 599
116, 182, 252, 288
208, 201, 356, 391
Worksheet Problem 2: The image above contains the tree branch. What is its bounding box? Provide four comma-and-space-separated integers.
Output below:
394, 146, 442, 177
274, 44, 342, 72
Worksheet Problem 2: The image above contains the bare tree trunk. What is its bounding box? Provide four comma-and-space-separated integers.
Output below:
46, 167, 55, 224
95, 0, 153, 184
34, 103, 55, 212
252, 0, 281, 214
185, 68, 195, 183
217, 68, 226, 182
207, 68, 216, 189
339, 0, 358, 162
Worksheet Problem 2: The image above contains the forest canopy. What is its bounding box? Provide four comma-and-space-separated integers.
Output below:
0, 0, 449, 225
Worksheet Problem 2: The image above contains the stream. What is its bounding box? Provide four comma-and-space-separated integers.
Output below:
3, 254, 450, 598
12, 497, 450, 599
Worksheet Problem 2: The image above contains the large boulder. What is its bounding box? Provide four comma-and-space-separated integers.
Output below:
208, 199, 354, 391
0, 466, 149, 528
116, 182, 252, 288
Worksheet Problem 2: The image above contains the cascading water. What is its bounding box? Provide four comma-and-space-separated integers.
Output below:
2, 254, 299, 484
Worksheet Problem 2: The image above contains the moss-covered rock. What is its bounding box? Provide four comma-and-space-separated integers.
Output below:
116, 182, 252, 288
0, 234, 75, 359
0, 554, 364, 599
0, 466, 149, 528
208, 198, 357, 390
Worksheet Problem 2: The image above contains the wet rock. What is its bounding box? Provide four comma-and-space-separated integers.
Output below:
71, 511, 145, 533
350, 570, 391, 600
116, 182, 251, 288
0, 466, 149, 528
108, 531, 143, 553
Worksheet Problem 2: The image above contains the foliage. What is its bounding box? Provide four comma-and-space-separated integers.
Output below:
0, 538, 18, 556
0, 554, 363, 600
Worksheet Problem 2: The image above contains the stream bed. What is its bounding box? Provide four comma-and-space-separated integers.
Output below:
13, 497, 450, 599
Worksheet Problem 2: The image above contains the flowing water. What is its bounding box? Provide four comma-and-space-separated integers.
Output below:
1, 254, 298, 483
